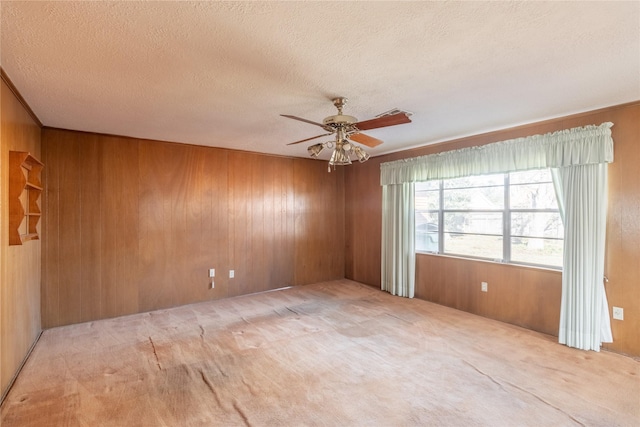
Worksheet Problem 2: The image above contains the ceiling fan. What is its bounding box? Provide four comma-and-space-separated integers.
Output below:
281, 97, 412, 171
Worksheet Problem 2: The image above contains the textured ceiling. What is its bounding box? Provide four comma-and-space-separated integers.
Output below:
1, 1, 639, 160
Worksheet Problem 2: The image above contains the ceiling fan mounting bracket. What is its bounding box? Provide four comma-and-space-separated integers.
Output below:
323, 115, 358, 126
332, 97, 348, 114
323, 97, 357, 126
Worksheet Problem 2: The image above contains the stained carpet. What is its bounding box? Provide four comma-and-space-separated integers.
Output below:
1, 280, 638, 426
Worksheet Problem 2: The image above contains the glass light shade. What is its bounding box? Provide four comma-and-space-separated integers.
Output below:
307, 143, 324, 158
353, 146, 370, 163
329, 147, 352, 166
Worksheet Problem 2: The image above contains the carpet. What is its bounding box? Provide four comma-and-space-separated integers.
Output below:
1, 280, 638, 426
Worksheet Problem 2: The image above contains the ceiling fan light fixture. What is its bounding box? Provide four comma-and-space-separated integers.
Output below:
307, 143, 325, 157
353, 146, 370, 163
329, 147, 352, 166
283, 96, 410, 171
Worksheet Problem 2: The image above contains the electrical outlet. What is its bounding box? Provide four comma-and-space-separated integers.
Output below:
210, 281, 215, 289
481, 282, 488, 292
229, 270, 235, 279
209, 268, 215, 278
613, 306, 624, 321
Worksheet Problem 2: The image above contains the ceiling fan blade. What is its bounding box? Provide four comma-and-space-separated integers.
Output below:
286, 133, 334, 146
349, 133, 384, 148
354, 112, 412, 131
281, 115, 334, 132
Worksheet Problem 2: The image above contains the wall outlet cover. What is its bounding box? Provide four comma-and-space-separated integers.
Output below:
481, 282, 488, 292
613, 307, 624, 320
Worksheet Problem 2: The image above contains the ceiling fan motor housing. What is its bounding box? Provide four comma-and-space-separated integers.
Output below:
323, 114, 358, 126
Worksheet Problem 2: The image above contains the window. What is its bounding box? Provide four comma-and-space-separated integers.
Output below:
415, 169, 563, 268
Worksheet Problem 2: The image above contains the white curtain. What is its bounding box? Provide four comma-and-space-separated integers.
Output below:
380, 123, 614, 350
381, 182, 415, 298
552, 165, 612, 351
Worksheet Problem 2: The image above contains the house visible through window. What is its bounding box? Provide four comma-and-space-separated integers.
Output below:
415, 169, 563, 268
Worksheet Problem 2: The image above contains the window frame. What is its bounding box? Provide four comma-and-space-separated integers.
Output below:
415, 170, 563, 270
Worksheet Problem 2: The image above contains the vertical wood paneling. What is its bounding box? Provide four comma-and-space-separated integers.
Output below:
599, 105, 640, 355
228, 151, 252, 297
347, 102, 639, 355
293, 159, 345, 285
99, 137, 140, 318
41, 131, 61, 328
184, 145, 229, 303
414, 255, 561, 336
268, 157, 295, 289
345, 159, 383, 287
138, 140, 171, 311
79, 136, 102, 322
250, 153, 266, 293
57, 134, 82, 326
42, 131, 336, 327
113, 138, 139, 316
206, 147, 230, 300
227, 152, 296, 296
139, 140, 203, 311
1, 78, 41, 398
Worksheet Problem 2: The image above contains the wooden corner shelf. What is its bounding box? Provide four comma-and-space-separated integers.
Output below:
9, 151, 44, 245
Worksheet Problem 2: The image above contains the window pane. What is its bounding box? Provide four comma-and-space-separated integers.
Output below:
444, 234, 503, 260
416, 213, 439, 252
416, 228, 439, 252
444, 212, 502, 235
509, 169, 553, 185
444, 174, 503, 189
413, 169, 563, 270
416, 180, 439, 191
417, 211, 438, 225
511, 212, 563, 238
511, 237, 563, 267
510, 182, 558, 209
415, 189, 439, 210
444, 187, 504, 209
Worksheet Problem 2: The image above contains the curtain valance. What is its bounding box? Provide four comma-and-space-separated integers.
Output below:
380, 122, 613, 185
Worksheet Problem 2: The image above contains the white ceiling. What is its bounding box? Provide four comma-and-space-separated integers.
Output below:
1, 1, 639, 160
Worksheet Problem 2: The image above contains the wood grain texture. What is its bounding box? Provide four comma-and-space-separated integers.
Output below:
41, 131, 342, 327
414, 255, 561, 336
56, 133, 82, 326
78, 135, 101, 322
293, 159, 345, 285
346, 102, 640, 355
103, 137, 139, 317
344, 159, 383, 287
1, 78, 42, 398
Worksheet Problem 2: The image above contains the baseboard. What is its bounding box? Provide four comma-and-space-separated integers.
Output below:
0, 329, 43, 406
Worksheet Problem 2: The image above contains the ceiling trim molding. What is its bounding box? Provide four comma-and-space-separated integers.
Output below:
1, 67, 43, 128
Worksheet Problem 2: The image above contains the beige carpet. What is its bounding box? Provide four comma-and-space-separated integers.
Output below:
1, 280, 638, 426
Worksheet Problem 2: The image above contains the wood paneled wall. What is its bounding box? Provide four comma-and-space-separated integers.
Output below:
294, 160, 345, 285
415, 256, 562, 336
345, 102, 640, 356
1, 78, 42, 398
41, 129, 345, 328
